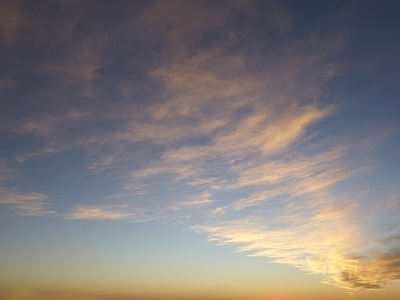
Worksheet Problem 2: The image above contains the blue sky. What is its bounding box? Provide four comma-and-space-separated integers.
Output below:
0, 1, 400, 299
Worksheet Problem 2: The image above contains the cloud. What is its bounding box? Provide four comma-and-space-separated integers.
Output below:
0, 188, 53, 216
111, 28, 341, 200
0, 160, 53, 216
168, 191, 213, 211
193, 210, 400, 294
0, 0, 27, 47
0, 0, 399, 296
187, 133, 399, 294
66, 204, 141, 221
102, 10, 399, 293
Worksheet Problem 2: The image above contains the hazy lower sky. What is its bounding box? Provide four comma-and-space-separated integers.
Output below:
1, 1, 400, 299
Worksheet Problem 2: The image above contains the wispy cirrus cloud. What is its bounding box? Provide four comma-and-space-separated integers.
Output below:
193, 210, 400, 294
0, 160, 52, 216
0, 187, 53, 216
66, 204, 135, 220
105, 6, 398, 294
0, 0, 399, 296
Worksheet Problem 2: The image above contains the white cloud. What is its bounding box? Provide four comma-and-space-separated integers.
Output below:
0, 188, 53, 216
66, 204, 138, 221
168, 191, 213, 211
193, 206, 400, 294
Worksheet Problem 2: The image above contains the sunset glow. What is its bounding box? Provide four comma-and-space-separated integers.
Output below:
1, 1, 400, 299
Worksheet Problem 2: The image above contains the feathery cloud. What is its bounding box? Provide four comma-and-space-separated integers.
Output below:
0, 1, 399, 296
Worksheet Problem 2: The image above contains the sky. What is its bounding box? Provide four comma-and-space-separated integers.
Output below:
0, 0, 400, 299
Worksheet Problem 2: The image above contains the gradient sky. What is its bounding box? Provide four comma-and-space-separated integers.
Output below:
1, 1, 400, 300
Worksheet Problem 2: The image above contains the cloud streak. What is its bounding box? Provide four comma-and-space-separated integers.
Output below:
0, 187, 53, 216
193, 201, 400, 294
